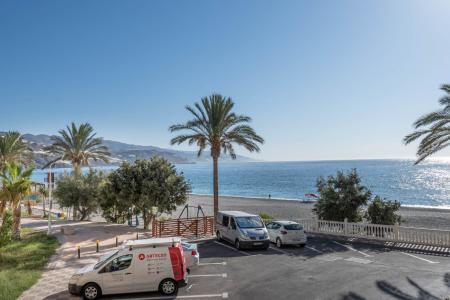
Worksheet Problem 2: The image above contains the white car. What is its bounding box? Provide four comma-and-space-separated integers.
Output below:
182, 242, 199, 269
266, 221, 307, 248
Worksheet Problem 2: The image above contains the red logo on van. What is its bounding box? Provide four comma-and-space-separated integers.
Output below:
138, 253, 145, 260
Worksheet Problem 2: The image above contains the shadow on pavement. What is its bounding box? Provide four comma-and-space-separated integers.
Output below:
376, 273, 450, 300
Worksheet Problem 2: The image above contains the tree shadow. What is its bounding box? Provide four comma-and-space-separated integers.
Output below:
376, 273, 450, 300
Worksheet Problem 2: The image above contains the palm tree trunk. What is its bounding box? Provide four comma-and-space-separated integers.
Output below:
0, 199, 6, 217
27, 200, 32, 216
11, 201, 21, 240
72, 164, 81, 220
213, 156, 219, 223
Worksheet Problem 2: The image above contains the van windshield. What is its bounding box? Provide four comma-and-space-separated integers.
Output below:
94, 250, 118, 270
235, 216, 264, 229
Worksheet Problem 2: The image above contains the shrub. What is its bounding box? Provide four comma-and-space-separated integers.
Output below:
366, 196, 401, 225
258, 212, 273, 220
0, 210, 13, 246
313, 169, 372, 222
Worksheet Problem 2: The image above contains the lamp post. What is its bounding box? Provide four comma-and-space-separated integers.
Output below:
47, 162, 57, 235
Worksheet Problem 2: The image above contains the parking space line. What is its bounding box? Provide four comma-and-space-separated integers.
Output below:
119, 293, 228, 299
269, 246, 292, 255
305, 246, 324, 254
213, 241, 252, 256
188, 273, 228, 278
332, 241, 372, 257
401, 252, 439, 264
344, 257, 372, 264
198, 262, 227, 266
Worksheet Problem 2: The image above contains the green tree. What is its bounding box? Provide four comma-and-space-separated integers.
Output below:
404, 84, 450, 163
44, 122, 110, 176
98, 179, 130, 224
0, 162, 34, 240
0, 131, 33, 216
313, 169, 372, 222
366, 196, 401, 225
169, 94, 264, 221
53, 170, 105, 220
109, 157, 191, 229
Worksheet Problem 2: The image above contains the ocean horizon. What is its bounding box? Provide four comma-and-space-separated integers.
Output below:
30, 158, 450, 209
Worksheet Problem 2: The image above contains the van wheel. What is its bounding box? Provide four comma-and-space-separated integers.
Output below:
216, 231, 222, 241
235, 239, 241, 250
82, 283, 101, 300
159, 278, 178, 296
276, 238, 283, 248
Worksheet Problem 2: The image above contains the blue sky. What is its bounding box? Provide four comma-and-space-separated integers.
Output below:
1, 0, 450, 161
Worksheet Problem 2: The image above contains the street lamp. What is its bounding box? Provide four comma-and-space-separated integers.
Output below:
46, 161, 57, 235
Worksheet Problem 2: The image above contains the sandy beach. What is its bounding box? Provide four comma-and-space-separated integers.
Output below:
172, 194, 450, 230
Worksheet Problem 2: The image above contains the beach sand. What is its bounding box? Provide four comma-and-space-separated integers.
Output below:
171, 194, 450, 230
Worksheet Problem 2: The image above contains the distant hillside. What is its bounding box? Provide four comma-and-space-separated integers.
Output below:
17, 133, 257, 168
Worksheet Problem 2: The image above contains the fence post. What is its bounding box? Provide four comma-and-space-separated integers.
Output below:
394, 222, 399, 241
196, 219, 199, 237
159, 221, 162, 238
177, 220, 180, 236
313, 217, 319, 232
344, 218, 348, 235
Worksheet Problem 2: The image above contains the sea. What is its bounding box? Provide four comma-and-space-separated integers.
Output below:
31, 159, 450, 209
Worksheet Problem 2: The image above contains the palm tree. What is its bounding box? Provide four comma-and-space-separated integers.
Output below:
0, 131, 32, 216
38, 185, 49, 217
0, 162, 34, 240
404, 84, 450, 164
43, 122, 111, 176
0, 131, 32, 170
169, 94, 264, 221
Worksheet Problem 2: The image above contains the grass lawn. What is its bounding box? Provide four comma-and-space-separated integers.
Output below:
0, 229, 59, 300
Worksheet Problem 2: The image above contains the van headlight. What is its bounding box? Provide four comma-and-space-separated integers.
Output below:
240, 230, 251, 240
70, 274, 83, 282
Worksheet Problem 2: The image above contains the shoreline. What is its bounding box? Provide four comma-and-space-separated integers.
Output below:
188, 193, 450, 212
179, 194, 450, 230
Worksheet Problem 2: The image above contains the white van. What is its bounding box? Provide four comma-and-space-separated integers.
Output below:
216, 211, 270, 250
68, 237, 187, 300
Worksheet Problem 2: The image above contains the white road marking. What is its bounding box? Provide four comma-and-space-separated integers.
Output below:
198, 262, 227, 266
306, 246, 324, 254
119, 293, 228, 299
269, 246, 292, 255
188, 273, 228, 278
333, 241, 372, 257
344, 257, 372, 264
213, 241, 252, 256
315, 255, 343, 262
401, 252, 439, 264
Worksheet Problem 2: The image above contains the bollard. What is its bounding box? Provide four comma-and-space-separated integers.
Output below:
77, 245, 80, 259
116, 236, 118, 247
96, 240, 99, 252
136, 232, 138, 240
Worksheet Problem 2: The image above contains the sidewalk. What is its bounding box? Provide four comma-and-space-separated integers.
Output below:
19, 218, 152, 300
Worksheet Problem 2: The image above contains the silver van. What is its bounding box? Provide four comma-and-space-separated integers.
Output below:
216, 211, 270, 250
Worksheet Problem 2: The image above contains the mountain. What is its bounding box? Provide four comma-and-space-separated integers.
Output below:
18, 133, 257, 168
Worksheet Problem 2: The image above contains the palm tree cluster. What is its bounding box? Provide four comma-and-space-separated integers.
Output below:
0, 123, 110, 240
170, 94, 264, 220
404, 84, 450, 163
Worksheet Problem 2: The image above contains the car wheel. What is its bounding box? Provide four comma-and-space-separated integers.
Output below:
276, 238, 283, 248
216, 231, 222, 241
159, 278, 178, 296
82, 283, 101, 300
235, 239, 241, 250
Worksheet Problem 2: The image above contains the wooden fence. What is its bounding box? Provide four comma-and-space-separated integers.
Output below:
294, 218, 450, 247
152, 216, 215, 238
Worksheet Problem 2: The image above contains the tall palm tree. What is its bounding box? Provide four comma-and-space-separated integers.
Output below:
44, 122, 111, 176
0, 131, 32, 215
404, 84, 450, 164
0, 162, 34, 240
0, 131, 32, 170
169, 94, 264, 221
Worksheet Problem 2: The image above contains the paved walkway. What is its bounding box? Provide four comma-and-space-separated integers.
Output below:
19, 218, 152, 300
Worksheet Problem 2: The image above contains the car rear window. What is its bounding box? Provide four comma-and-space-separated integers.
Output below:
284, 224, 303, 230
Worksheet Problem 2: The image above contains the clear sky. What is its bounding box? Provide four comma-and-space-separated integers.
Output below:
1, 0, 450, 161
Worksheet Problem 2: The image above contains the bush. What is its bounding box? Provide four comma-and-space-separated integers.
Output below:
258, 212, 273, 220
366, 196, 401, 225
313, 169, 372, 222
0, 210, 13, 246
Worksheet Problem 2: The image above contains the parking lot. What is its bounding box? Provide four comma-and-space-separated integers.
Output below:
98, 235, 450, 300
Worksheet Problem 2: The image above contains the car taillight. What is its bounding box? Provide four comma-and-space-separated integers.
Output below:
281, 230, 288, 235
191, 250, 197, 256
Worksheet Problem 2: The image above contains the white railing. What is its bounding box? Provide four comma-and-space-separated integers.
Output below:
294, 218, 450, 247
